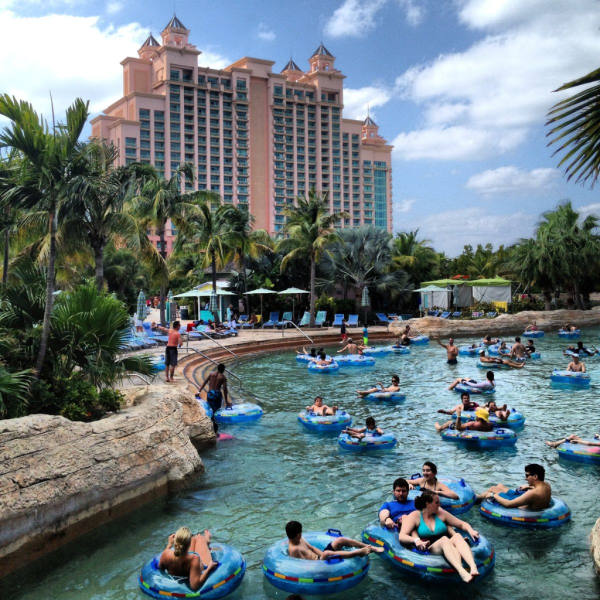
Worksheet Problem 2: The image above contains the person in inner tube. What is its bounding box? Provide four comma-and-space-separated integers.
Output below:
306, 396, 338, 416
342, 416, 383, 439
379, 478, 415, 530
475, 464, 552, 511
285, 521, 383, 560
356, 375, 400, 397
525, 339, 536, 356
478, 349, 525, 369
437, 391, 479, 415
447, 371, 495, 392
565, 341, 598, 357
338, 338, 362, 355
566, 353, 586, 372
315, 352, 334, 366
435, 407, 493, 433
546, 432, 600, 448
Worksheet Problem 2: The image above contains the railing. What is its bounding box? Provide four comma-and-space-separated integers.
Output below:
280, 320, 314, 345
125, 373, 154, 385
184, 330, 238, 363
186, 347, 242, 387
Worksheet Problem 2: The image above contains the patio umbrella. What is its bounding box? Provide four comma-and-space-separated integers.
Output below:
278, 287, 310, 321
361, 287, 370, 326
209, 290, 219, 322
136, 291, 147, 322
245, 288, 277, 321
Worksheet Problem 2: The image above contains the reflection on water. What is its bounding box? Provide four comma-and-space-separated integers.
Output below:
3, 331, 600, 599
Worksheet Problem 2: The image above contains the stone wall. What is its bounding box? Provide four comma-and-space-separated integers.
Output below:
592, 518, 600, 573
391, 307, 600, 338
0, 384, 213, 578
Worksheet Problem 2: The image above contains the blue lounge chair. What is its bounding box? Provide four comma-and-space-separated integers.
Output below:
388, 313, 399, 319
276, 311, 293, 328
427, 310, 440, 317
487, 312, 497, 318
451, 311, 462, 318
440, 311, 451, 319
298, 311, 310, 327
332, 314, 345, 327
142, 323, 169, 344
375, 313, 391, 327
262, 312, 280, 328
347, 314, 359, 328
239, 315, 248, 324
315, 311, 328, 327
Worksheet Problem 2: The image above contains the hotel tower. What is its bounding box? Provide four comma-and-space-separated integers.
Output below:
92, 16, 394, 253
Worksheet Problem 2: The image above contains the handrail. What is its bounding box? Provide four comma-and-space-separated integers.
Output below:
186, 347, 243, 387
125, 372, 154, 385
185, 329, 238, 362
280, 320, 314, 345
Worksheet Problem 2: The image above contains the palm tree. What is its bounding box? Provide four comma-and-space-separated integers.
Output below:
0, 154, 20, 284
392, 230, 439, 284
467, 253, 496, 279
0, 95, 89, 377
131, 163, 215, 325
547, 67, 600, 186
278, 191, 348, 326
319, 225, 413, 312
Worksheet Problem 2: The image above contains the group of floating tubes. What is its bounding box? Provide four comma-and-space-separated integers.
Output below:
558, 329, 581, 338
297, 410, 352, 432
338, 432, 397, 451
479, 492, 571, 528
557, 439, 600, 464
550, 370, 591, 386
408, 475, 476, 515
441, 427, 517, 448
458, 408, 525, 429
139, 544, 246, 600
523, 330, 545, 338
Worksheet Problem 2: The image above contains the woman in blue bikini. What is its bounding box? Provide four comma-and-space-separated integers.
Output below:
399, 490, 480, 583
159, 527, 217, 591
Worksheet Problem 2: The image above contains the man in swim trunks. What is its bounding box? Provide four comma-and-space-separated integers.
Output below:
198, 363, 231, 433
379, 478, 415, 529
285, 521, 383, 560
338, 338, 361, 355
509, 336, 527, 362
437, 391, 479, 415
479, 350, 525, 369
436, 337, 459, 365
165, 321, 183, 383
567, 354, 586, 372
356, 375, 400, 397
435, 406, 493, 432
306, 396, 338, 415
475, 464, 552, 510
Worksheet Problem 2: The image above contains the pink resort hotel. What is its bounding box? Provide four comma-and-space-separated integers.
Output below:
92, 16, 394, 253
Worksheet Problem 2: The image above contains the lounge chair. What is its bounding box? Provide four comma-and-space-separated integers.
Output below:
239, 315, 248, 324
262, 312, 280, 328
388, 312, 399, 319
298, 311, 310, 327
347, 314, 359, 328
427, 310, 440, 317
375, 313, 391, 327
142, 323, 169, 344
332, 314, 345, 327
440, 311, 451, 319
315, 311, 328, 327
471, 311, 484, 319
487, 312, 498, 318
276, 312, 293, 328
451, 311, 462, 318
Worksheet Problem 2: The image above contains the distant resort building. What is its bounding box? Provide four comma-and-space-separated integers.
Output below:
91, 16, 394, 253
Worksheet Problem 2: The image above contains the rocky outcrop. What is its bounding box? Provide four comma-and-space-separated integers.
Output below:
0, 384, 212, 577
391, 307, 600, 338
592, 518, 600, 573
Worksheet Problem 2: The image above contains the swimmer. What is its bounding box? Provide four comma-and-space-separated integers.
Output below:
546, 433, 600, 448
448, 371, 495, 391
435, 406, 493, 433
436, 337, 459, 365
497, 341, 510, 355
482, 335, 500, 345
356, 375, 400, 397
483, 400, 510, 421
343, 416, 383, 439
306, 396, 338, 416
479, 350, 525, 369
159, 527, 217, 591
379, 478, 416, 529
509, 337, 527, 361
562, 323, 577, 332
338, 338, 361, 355
285, 521, 383, 560
525, 340, 536, 356
525, 321, 538, 332
437, 391, 479, 415
565, 341, 598, 357
297, 346, 317, 358
316, 352, 334, 365
475, 464, 551, 511
408, 461, 460, 500
566, 354, 586, 372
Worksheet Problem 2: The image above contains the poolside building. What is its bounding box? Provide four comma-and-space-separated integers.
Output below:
91, 16, 394, 253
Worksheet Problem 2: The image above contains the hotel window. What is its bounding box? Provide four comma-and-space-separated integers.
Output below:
170, 69, 180, 81
125, 137, 137, 147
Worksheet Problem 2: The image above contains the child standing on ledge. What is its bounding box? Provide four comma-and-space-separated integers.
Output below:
363, 324, 369, 347
340, 318, 348, 344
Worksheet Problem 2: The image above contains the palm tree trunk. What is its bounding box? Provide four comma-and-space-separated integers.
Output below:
34, 211, 57, 378
94, 244, 104, 291
309, 255, 316, 327
158, 226, 167, 326
2, 224, 9, 285
574, 281, 585, 310
240, 252, 249, 313
543, 289, 552, 311
211, 248, 219, 323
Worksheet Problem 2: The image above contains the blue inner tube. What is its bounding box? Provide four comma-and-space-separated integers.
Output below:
308, 361, 340, 373
363, 391, 406, 402
523, 330, 545, 338
296, 354, 331, 363
139, 543, 246, 600
195, 395, 213, 419
441, 427, 517, 448
151, 355, 166, 372
458, 344, 483, 356
459, 408, 525, 429
476, 360, 510, 370
558, 329, 580, 338
526, 352, 541, 359
550, 370, 590, 385
557, 439, 600, 465
298, 410, 352, 432
454, 382, 496, 395
388, 345, 411, 354
479, 491, 571, 528
410, 335, 430, 345
564, 349, 598, 358
338, 432, 397, 451
407, 475, 476, 515
488, 343, 512, 356
361, 522, 495, 582
215, 402, 263, 423
361, 347, 392, 356
262, 529, 370, 595
335, 355, 376, 366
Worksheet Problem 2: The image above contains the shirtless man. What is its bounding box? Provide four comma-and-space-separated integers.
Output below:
165, 321, 183, 383
567, 354, 586, 372
565, 341, 598, 357
435, 406, 493, 432
306, 396, 338, 415
436, 337, 459, 365
285, 520, 382, 560
316, 352, 334, 365
509, 336, 526, 361
198, 363, 231, 433
482, 335, 500, 345
437, 391, 479, 415
338, 338, 361, 355
475, 464, 552, 510
479, 350, 525, 369
356, 375, 400, 397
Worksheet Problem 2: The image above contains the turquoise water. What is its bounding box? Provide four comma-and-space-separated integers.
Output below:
3, 330, 600, 599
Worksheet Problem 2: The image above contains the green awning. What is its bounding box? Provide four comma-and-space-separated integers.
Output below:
465, 277, 512, 287
421, 279, 467, 287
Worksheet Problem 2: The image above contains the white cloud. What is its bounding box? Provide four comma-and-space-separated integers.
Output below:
395, 198, 416, 213
578, 203, 600, 220
343, 86, 392, 120
399, 207, 537, 255
256, 23, 276, 42
397, 0, 424, 27
392, 0, 600, 160
198, 48, 231, 70
466, 166, 559, 196
106, 1, 123, 14
325, 0, 387, 38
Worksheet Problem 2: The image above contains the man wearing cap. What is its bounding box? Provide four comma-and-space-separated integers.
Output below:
435, 337, 459, 365
566, 353, 586, 372
434, 406, 493, 432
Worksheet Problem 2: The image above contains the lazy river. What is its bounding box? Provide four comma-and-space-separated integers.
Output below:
2, 330, 600, 599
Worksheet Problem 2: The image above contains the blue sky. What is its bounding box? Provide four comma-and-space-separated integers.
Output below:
1, 0, 599, 255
